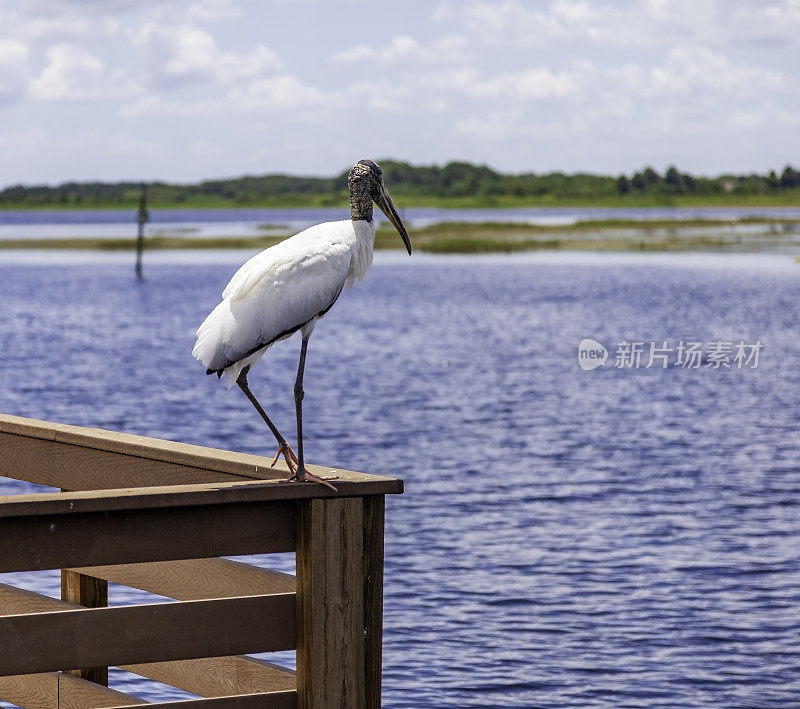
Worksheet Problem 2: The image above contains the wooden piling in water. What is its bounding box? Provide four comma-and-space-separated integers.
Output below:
135, 184, 148, 279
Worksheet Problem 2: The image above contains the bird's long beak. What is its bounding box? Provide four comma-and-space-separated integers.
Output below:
375, 183, 412, 255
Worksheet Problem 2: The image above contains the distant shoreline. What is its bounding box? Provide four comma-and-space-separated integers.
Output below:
2, 217, 799, 254
2, 194, 800, 211
2, 159, 799, 210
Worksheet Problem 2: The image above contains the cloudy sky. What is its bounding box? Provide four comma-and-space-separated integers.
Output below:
0, 0, 798, 186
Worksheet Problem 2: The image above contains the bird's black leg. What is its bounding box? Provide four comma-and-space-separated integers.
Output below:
287, 337, 337, 491
294, 338, 308, 473
236, 367, 298, 473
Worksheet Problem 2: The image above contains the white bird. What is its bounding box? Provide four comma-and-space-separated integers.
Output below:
193, 159, 412, 490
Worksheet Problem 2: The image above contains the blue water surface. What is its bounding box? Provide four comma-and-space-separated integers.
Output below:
0, 249, 799, 707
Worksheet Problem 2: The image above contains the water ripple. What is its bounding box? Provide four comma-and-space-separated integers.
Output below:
0, 252, 798, 706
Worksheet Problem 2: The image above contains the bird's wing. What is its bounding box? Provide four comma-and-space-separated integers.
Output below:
222, 222, 346, 301
194, 222, 354, 374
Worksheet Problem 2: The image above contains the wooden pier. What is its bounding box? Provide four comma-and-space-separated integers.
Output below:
0, 413, 402, 708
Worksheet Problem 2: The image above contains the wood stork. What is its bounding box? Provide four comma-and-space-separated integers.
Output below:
193, 159, 412, 490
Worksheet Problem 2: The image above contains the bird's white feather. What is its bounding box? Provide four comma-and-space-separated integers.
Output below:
193, 219, 375, 387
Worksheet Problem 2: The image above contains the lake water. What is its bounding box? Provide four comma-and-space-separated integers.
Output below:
2, 205, 800, 240
1, 249, 799, 707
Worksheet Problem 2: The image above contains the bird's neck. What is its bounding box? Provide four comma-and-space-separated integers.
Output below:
348, 219, 376, 283
350, 185, 373, 222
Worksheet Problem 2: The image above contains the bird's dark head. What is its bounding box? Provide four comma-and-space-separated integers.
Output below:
348, 159, 412, 255
348, 159, 382, 190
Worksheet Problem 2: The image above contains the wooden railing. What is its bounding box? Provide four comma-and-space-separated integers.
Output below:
0, 413, 403, 708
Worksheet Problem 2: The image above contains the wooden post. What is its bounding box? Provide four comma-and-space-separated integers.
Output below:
61, 485, 109, 686
296, 497, 368, 708
135, 184, 148, 280
61, 569, 109, 685
362, 495, 385, 708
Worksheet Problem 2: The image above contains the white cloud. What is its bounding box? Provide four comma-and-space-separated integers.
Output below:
451, 43, 799, 151
29, 44, 140, 101
189, 140, 226, 159
0, 1, 797, 182
458, 0, 622, 46
118, 94, 220, 119
184, 0, 242, 21
134, 0, 242, 24
0, 39, 30, 102
641, 0, 800, 45
121, 72, 332, 119
333, 34, 469, 66
343, 79, 448, 113
455, 0, 800, 47
66, 131, 160, 158
0, 1, 124, 43
228, 75, 330, 113
731, 103, 800, 129
462, 65, 585, 101
15, 15, 122, 43
455, 109, 524, 141
135, 23, 281, 87
332, 44, 375, 63
339, 57, 588, 109
612, 47, 793, 100
0, 126, 47, 155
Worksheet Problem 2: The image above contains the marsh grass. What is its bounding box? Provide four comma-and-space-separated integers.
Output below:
3, 217, 799, 253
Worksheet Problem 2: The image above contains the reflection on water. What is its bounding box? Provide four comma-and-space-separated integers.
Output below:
0, 251, 799, 707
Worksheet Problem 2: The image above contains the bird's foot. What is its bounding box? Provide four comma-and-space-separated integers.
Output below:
271, 441, 299, 473
285, 467, 339, 492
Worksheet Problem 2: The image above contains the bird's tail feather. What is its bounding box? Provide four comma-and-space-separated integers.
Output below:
192, 300, 232, 374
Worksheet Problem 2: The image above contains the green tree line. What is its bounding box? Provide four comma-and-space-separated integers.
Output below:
1, 161, 798, 208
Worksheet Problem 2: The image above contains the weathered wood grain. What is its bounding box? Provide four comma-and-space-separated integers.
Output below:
0, 412, 402, 493
0, 500, 295, 573
0, 413, 295, 482
0, 584, 296, 697
0, 671, 148, 708
0, 477, 401, 520
0, 594, 296, 675
109, 692, 296, 709
122, 656, 295, 696
296, 497, 366, 709
69, 558, 295, 600
0, 412, 401, 709
0, 430, 269, 491
62, 567, 110, 686
0, 583, 74, 615
363, 495, 385, 709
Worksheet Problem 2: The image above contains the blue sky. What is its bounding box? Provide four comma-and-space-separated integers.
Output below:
0, 0, 798, 185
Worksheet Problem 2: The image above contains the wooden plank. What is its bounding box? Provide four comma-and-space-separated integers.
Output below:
0, 594, 296, 675
0, 500, 295, 573
0, 412, 403, 492
0, 430, 269, 491
296, 498, 366, 709
0, 583, 75, 615
0, 671, 148, 708
122, 656, 295, 696
0, 584, 295, 697
0, 413, 295, 477
363, 495, 385, 709
69, 558, 295, 600
0, 477, 402, 521
0, 414, 296, 482
110, 692, 296, 709
62, 568, 110, 686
